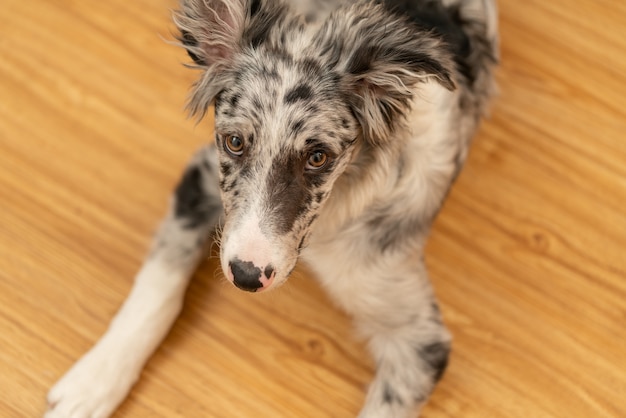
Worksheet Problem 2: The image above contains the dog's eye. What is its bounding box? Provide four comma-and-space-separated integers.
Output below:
306, 151, 328, 170
224, 134, 244, 156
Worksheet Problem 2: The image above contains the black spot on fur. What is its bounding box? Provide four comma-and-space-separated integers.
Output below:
221, 177, 239, 193
264, 154, 314, 235
220, 162, 232, 177
291, 119, 305, 135
264, 264, 274, 279
284, 84, 313, 104
383, 382, 403, 405
419, 341, 451, 383
175, 166, 221, 229
229, 93, 241, 108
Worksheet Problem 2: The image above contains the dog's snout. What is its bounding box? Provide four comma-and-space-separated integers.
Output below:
229, 259, 275, 292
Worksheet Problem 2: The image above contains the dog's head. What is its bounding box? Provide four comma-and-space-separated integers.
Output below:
175, 0, 455, 292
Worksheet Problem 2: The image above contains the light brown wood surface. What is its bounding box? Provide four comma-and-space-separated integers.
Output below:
1, 0, 625, 417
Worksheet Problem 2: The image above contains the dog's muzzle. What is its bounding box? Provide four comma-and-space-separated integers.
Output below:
228, 258, 275, 292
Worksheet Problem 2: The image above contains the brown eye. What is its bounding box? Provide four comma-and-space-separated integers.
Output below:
306, 151, 328, 170
224, 134, 244, 156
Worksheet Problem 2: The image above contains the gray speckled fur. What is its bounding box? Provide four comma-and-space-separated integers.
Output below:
173, 0, 497, 416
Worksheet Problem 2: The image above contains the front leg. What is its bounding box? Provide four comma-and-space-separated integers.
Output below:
313, 250, 451, 418
358, 298, 451, 418
45, 145, 223, 418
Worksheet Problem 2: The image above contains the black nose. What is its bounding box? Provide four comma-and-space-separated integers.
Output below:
229, 258, 263, 292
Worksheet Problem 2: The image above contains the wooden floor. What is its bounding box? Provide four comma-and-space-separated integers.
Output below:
1, 0, 625, 416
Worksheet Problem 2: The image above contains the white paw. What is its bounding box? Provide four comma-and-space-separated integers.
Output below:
358, 404, 413, 418
45, 346, 138, 418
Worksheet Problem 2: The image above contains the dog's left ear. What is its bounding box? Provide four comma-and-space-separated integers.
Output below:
318, 3, 456, 144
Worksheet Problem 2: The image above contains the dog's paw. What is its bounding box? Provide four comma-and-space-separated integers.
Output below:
357, 384, 421, 418
358, 404, 413, 418
44, 347, 138, 418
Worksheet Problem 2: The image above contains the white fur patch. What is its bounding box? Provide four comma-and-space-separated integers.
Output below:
46, 258, 194, 417
222, 211, 271, 273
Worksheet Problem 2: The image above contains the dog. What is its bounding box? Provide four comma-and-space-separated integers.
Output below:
45, 0, 497, 416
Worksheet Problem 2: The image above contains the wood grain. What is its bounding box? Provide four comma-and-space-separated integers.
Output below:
1, 0, 625, 416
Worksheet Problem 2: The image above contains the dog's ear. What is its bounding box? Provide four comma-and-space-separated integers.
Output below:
174, 0, 287, 118
318, 3, 456, 144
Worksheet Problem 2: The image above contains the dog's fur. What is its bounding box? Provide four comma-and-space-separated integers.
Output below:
45, 1, 497, 417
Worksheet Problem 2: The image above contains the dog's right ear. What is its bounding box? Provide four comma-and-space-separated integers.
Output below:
174, 0, 287, 118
